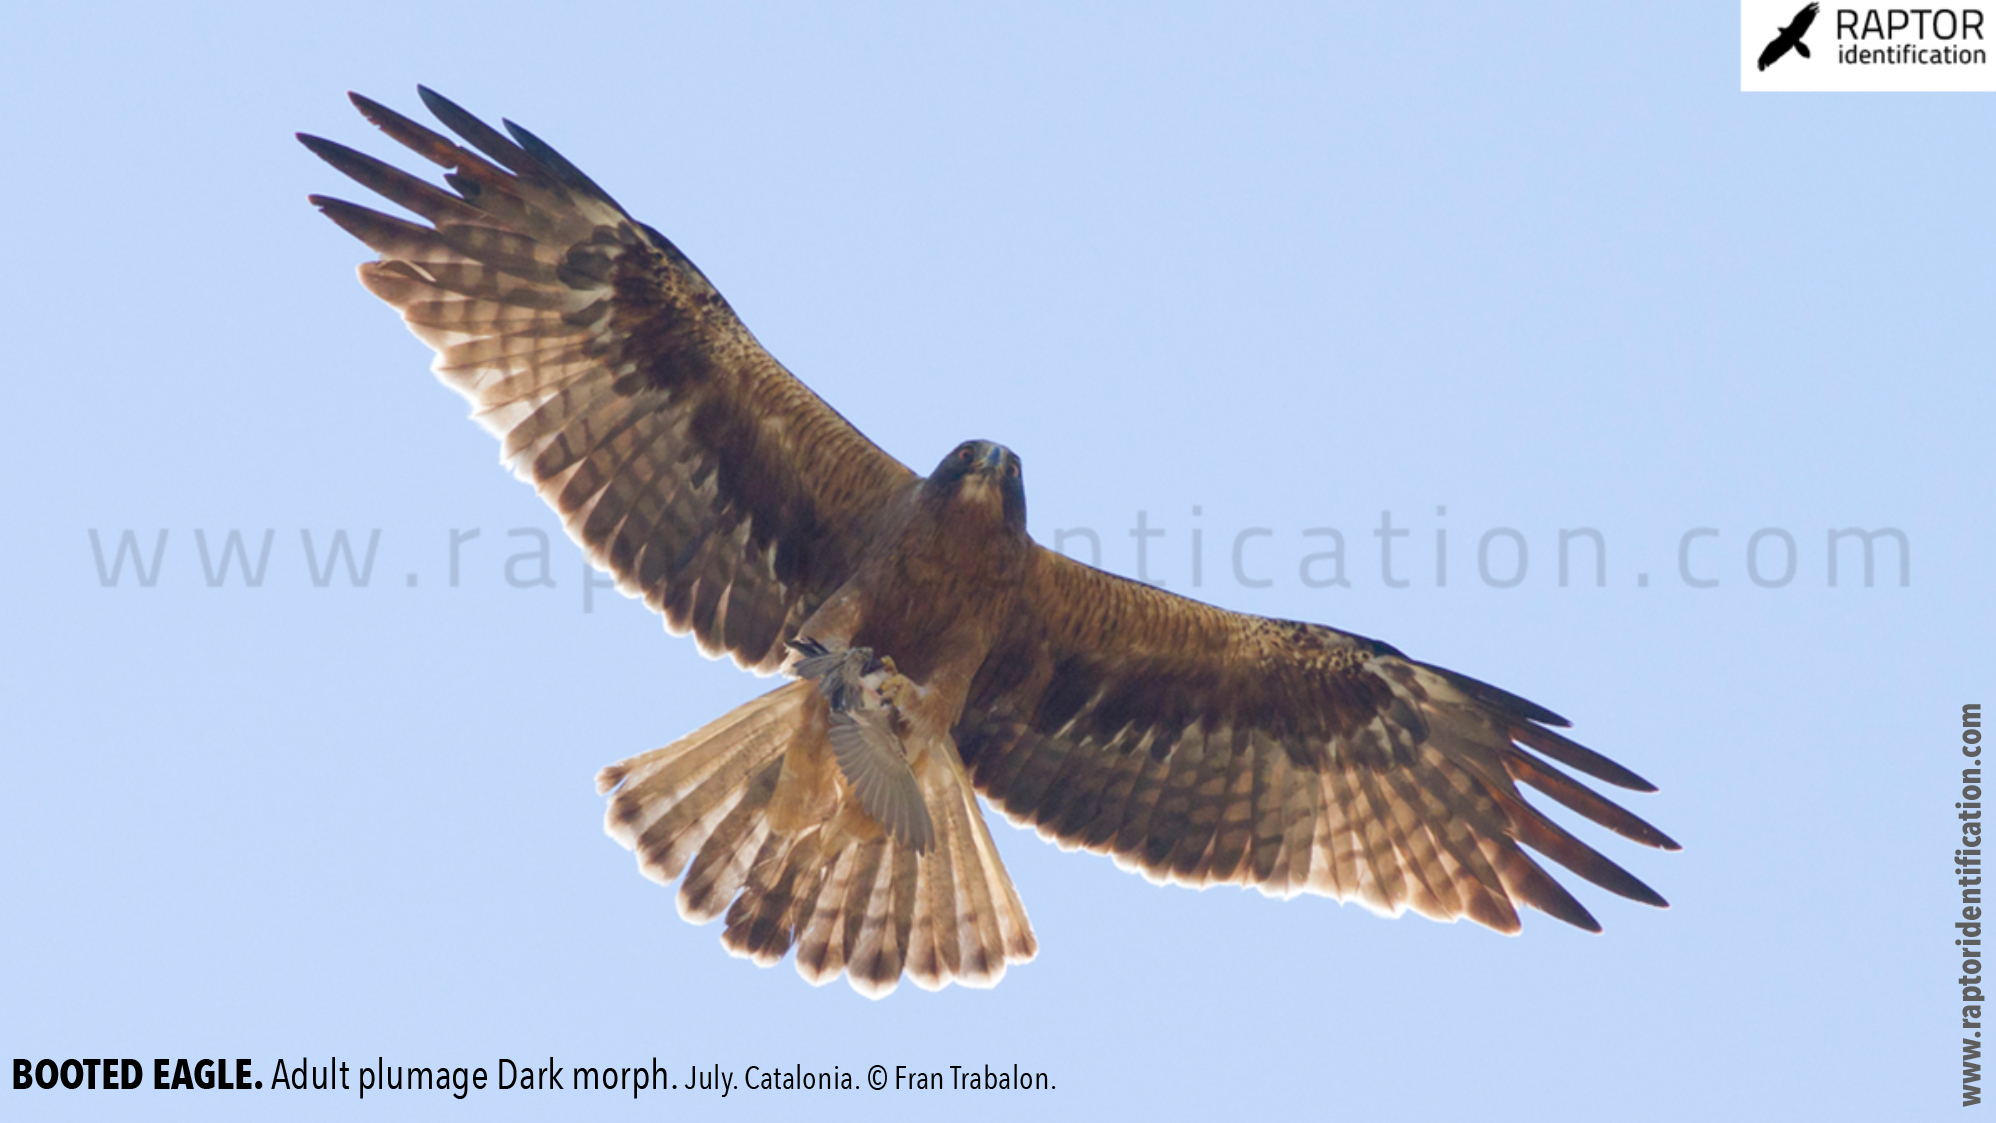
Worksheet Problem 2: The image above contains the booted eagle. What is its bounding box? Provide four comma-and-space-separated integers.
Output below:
302, 89, 1676, 997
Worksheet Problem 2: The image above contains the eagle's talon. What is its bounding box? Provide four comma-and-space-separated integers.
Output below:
871, 655, 921, 711
877, 670, 919, 713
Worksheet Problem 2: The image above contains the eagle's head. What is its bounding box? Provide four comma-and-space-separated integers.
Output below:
927, 439, 1026, 531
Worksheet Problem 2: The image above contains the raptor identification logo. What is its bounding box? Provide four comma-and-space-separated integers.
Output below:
1740, 0, 1995, 89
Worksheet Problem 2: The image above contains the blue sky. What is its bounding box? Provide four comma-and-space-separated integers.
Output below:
3, 3, 1989, 1120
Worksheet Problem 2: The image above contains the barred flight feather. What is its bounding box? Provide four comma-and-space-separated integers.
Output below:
304, 89, 917, 675
594, 682, 1033, 996
956, 549, 1679, 934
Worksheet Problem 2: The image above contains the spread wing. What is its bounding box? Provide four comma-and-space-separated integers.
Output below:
1792, 3, 1819, 36
1757, 36, 1791, 70
301, 89, 917, 672
957, 548, 1677, 933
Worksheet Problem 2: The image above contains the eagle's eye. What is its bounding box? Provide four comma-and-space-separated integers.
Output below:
1005, 460, 1020, 479
958, 447, 975, 464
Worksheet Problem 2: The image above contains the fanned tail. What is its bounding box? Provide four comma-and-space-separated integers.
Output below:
598, 681, 1036, 997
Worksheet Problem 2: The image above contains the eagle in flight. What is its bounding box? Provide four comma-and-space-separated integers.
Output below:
1758, 3, 1820, 70
302, 89, 1676, 997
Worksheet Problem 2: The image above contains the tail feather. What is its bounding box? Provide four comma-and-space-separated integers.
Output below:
952, 763, 1039, 968
847, 844, 918, 997
598, 684, 808, 878
599, 680, 1037, 997
906, 820, 960, 988
677, 767, 778, 923
833, 837, 890, 983
793, 842, 865, 985
952, 806, 1008, 979
722, 829, 814, 964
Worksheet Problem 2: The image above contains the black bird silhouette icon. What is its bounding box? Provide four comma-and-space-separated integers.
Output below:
1758, 3, 1820, 70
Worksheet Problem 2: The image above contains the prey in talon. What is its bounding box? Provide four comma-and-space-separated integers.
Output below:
787, 640, 936, 853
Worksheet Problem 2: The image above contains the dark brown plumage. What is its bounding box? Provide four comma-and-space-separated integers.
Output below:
303, 88, 1676, 997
